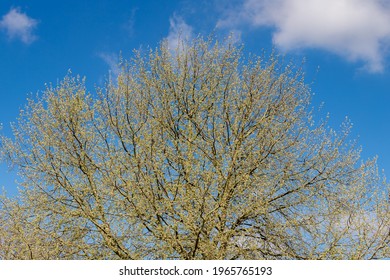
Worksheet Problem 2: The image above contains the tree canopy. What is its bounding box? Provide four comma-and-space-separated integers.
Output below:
1, 37, 389, 259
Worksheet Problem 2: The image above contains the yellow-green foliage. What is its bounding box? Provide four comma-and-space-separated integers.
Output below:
1, 37, 389, 259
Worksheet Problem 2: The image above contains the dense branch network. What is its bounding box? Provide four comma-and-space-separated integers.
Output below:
1, 37, 389, 259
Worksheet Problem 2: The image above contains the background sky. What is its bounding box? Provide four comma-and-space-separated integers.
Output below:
1, 0, 390, 196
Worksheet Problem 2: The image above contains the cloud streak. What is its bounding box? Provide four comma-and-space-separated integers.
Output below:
98, 52, 121, 79
0, 8, 38, 44
218, 0, 390, 72
166, 15, 194, 51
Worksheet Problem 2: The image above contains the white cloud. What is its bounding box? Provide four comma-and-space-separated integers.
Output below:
98, 52, 121, 79
0, 8, 38, 44
227, 29, 242, 45
218, 0, 390, 72
123, 8, 137, 37
166, 15, 194, 51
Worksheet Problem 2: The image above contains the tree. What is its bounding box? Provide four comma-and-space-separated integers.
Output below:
1, 37, 389, 260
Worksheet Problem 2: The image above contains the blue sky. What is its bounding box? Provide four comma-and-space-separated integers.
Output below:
1, 0, 390, 196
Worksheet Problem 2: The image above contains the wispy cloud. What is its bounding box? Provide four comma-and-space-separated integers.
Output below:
166, 15, 194, 51
0, 7, 38, 44
98, 52, 121, 79
123, 8, 137, 37
218, 0, 390, 72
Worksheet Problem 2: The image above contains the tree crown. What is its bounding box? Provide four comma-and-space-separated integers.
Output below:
1, 37, 389, 260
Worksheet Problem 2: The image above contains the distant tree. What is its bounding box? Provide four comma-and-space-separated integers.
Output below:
1, 37, 389, 259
